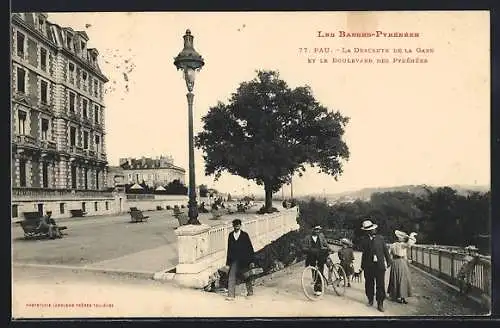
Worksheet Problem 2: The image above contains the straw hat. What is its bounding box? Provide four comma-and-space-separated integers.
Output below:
394, 230, 409, 240
340, 238, 352, 246
361, 219, 377, 231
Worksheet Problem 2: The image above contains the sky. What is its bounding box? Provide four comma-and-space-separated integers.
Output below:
46, 11, 490, 196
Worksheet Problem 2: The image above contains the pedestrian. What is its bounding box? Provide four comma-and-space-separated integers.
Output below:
358, 219, 392, 312
302, 225, 329, 296
338, 238, 355, 287
387, 230, 417, 304
225, 219, 256, 300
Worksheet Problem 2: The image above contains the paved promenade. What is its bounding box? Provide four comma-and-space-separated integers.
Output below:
13, 254, 486, 318
13, 207, 260, 276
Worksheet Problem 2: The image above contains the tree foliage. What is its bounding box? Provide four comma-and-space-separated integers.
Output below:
195, 70, 350, 212
297, 187, 490, 254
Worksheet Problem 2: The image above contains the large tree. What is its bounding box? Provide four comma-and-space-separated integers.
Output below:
195, 70, 350, 212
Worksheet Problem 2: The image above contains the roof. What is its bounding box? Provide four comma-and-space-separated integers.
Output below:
11, 13, 108, 82
120, 157, 186, 172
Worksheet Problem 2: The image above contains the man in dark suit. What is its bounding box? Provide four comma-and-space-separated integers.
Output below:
226, 219, 255, 300
302, 225, 330, 295
358, 219, 392, 312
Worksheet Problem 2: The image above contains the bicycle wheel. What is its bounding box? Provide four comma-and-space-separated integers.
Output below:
301, 266, 325, 301
330, 263, 347, 296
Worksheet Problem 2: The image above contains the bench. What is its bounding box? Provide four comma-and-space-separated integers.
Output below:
19, 218, 67, 239
130, 210, 149, 223
70, 209, 87, 217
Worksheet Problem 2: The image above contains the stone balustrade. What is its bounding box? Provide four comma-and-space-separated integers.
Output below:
173, 207, 300, 288
13, 187, 113, 201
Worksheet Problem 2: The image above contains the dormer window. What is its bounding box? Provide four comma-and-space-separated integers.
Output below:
66, 33, 74, 50
38, 15, 46, 32
81, 41, 86, 52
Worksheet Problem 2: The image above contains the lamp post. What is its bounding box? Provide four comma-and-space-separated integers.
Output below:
174, 29, 205, 225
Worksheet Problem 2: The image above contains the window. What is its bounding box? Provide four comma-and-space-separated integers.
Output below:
95, 135, 100, 153
82, 71, 87, 90
105, 201, 109, 210
93, 80, 98, 97
60, 203, 65, 214
83, 131, 89, 149
82, 98, 88, 118
40, 48, 47, 71
18, 111, 26, 135
41, 118, 49, 140
82, 202, 86, 212
37, 204, 44, 216
84, 168, 88, 190
68, 62, 75, 83
16, 67, 26, 93
81, 41, 86, 52
96, 171, 99, 189
40, 80, 48, 104
94, 202, 98, 211
69, 92, 75, 112
38, 17, 45, 31
94, 105, 99, 124
42, 162, 48, 188
67, 33, 73, 50
12, 205, 18, 218
19, 159, 26, 187
70, 126, 76, 146
16, 31, 25, 57
71, 166, 77, 189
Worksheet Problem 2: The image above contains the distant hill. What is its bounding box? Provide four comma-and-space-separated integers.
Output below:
299, 184, 490, 203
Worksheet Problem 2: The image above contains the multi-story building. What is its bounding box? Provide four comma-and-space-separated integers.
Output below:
11, 13, 123, 219
106, 166, 126, 188
119, 156, 186, 187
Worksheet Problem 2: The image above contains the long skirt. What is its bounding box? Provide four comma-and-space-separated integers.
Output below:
387, 258, 412, 299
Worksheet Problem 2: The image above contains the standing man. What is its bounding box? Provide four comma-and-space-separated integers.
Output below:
302, 225, 330, 296
358, 219, 392, 312
226, 219, 256, 300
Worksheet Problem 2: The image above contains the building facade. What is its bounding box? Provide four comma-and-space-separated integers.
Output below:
119, 156, 186, 187
11, 13, 121, 219
107, 166, 126, 188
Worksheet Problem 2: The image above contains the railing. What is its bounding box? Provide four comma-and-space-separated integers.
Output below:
69, 145, 84, 155
41, 140, 57, 150
409, 244, 491, 306
15, 135, 37, 147
13, 187, 114, 200
126, 194, 155, 200
173, 206, 300, 288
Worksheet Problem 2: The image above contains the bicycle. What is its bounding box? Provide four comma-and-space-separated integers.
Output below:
301, 252, 348, 301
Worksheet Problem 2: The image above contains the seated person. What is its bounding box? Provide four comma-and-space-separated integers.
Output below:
37, 211, 61, 239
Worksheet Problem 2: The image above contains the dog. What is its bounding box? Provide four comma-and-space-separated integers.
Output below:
352, 269, 363, 282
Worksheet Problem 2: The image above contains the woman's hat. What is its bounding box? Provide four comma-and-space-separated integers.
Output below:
313, 225, 322, 230
340, 238, 352, 246
361, 219, 377, 231
395, 230, 409, 240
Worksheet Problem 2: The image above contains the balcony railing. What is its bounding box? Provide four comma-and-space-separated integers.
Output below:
13, 187, 114, 200
15, 135, 37, 147
40, 139, 57, 150
69, 145, 84, 155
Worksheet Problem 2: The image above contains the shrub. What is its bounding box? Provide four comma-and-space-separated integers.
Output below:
257, 206, 279, 214
166, 205, 172, 210
156, 205, 163, 211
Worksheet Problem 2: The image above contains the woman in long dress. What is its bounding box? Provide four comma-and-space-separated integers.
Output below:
387, 230, 417, 304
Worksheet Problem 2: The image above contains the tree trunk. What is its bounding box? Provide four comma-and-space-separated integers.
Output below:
264, 182, 273, 210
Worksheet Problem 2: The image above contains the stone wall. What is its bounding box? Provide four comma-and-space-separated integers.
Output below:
169, 207, 300, 288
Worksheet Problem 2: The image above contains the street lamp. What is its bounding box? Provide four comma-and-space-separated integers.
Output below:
174, 29, 205, 225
